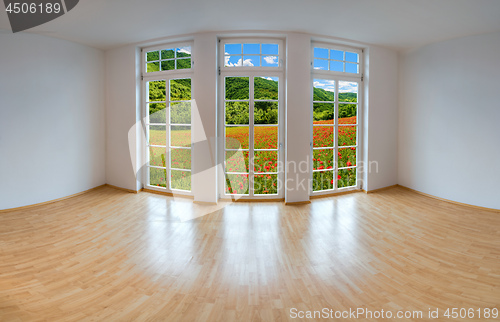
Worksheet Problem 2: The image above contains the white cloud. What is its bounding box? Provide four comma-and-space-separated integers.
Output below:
263, 56, 278, 65
242, 58, 254, 66
224, 55, 241, 67
224, 55, 232, 66
259, 76, 278, 82
224, 55, 254, 67
339, 82, 358, 93
313, 79, 335, 92
177, 46, 191, 55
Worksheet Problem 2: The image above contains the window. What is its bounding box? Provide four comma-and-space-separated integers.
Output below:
142, 42, 193, 194
313, 46, 360, 74
145, 46, 192, 73
146, 78, 192, 192
219, 39, 285, 198
311, 43, 362, 194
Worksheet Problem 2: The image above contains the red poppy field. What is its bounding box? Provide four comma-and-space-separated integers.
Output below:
224, 116, 357, 194
149, 117, 357, 194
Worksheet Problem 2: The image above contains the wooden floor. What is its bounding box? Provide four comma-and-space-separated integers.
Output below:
0, 186, 498, 321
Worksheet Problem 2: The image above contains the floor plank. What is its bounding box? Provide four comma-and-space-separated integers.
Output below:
0, 186, 498, 321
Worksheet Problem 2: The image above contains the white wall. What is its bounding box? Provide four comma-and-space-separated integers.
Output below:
105, 44, 141, 191
192, 33, 218, 203
363, 46, 399, 191
399, 31, 500, 209
285, 33, 312, 203
0, 33, 105, 210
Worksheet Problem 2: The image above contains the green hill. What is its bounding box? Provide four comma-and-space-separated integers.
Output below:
148, 79, 191, 124
148, 76, 356, 125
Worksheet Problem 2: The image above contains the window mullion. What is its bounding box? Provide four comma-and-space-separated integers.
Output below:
249, 77, 255, 197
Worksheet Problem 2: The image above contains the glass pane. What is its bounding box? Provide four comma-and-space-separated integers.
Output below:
314, 47, 328, 59
254, 77, 278, 100
338, 103, 357, 123
242, 56, 259, 67
338, 147, 357, 168
146, 51, 159, 61
345, 52, 358, 63
313, 79, 335, 101
161, 49, 174, 59
338, 82, 358, 102
313, 126, 333, 148
262, 44, 278, 55
171, 148, 191, 170
148, 80, 166, 102
171, 125, 191, 147
254, 126, 278, 149
170, 78, 191, 101
312, 170, 334, 192
171, 170, 191, 191
338, 168, 356, 188
150, 167, 167, 188
254, 102, 278, 125
262, 56, 279, 67
313, 149, 334, 170
225, 77, 249, 100
313, 103, 334, 124
176, 46, 191, 58
346, 63, 359, 74
338, 126, 357, 146
225, 173, 249, 195
149, 146, 166, 167
254, 151, 278, 173
225, 150, 249, 173
254, 173, 278, 195
225, 55, 242, 67
313, 59, 328, 70
225, 44, 241, 55
161, 60, 174, 71
149, 125, 166, 146
225, 102, 249, 125
225, 126, 249, 149
170, 101, 191, 124
330, 50, 343, 61
177, 58, 191, 69
148, 103, 166, 124
147, 62, 160, 73
330, 61, 343, 72
243, 43, 260, 54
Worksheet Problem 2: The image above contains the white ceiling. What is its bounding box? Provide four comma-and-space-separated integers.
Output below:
1, 0, 500, 51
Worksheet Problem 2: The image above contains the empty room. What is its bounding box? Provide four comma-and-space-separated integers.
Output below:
1, 0, 499, 320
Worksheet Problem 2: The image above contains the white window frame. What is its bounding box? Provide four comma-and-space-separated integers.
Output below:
310, 42, 364, 196
142, 41, 193, 76
312, 42, 363, 78
219, 38, 285, 73
141, 41, 194, 196
218, 38, 286, 200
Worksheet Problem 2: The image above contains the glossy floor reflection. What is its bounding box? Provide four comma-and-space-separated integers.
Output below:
0, 186, 499, 321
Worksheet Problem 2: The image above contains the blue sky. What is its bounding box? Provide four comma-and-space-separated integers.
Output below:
313, 48, 359, 73
225, 43, 279, 67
